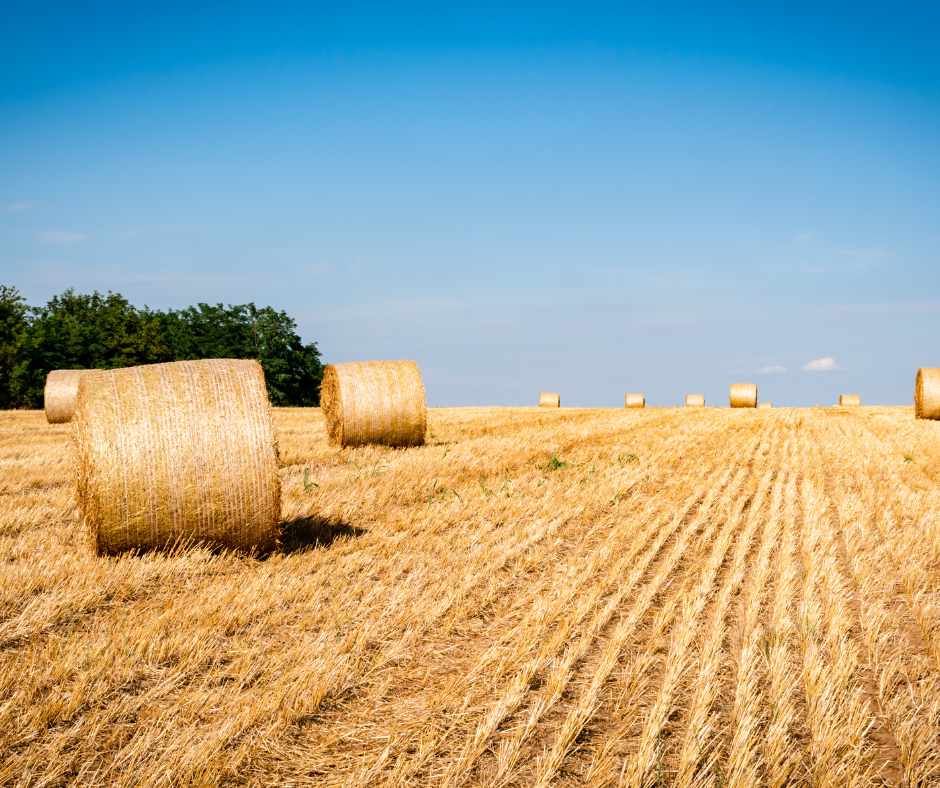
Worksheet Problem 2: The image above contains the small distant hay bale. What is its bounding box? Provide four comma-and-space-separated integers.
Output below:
625, 393, 645, 408
74, 359, 280, 555
45, 369, 84, 423
839, 395, 861, 407
915, 368, 940, 419
539, 392, 560, 408
757, 402, 773, 409
686, 395, 705, 407
321, 360, 426, 447
729, 383, 758, 408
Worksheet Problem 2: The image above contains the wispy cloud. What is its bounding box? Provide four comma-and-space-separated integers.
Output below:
803, 357, 843, 371
755, 365, 786, 374
0, 201, 37, 212
113, 224, 189, 239
807, 302, 940, 320
33, 230, 88, 244
766, 233, 892, 275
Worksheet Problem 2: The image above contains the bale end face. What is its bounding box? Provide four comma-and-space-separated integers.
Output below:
539, 393, 560, 408
757, 402, 773, 409
839, 395, 861, 407
915, 368, 940, 419
74, 359, 281, 555
729, 382, 758, 408
686, 395, 705, 408
44, 369, 84, 423
625, 393, 644, 408
321, 360, 426, 447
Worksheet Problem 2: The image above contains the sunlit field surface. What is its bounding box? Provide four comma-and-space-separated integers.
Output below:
2, 406, 940, 787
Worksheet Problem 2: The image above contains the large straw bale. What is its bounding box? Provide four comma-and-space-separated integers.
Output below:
686, 395, 705, 407
44, 369, 84, 424
74, 359, 280, 555
321, 360, 426, 447
729, 382, 758, 408
839, 395, 861, 407
915, 368, 940, 419
625, 393, 645, 408
757, 402, 773, 409
539, 392, 560, 408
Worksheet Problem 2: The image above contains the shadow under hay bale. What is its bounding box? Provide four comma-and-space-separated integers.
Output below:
74, 359, 281, 555
539, 392, 560, 408
625, 393, 645, 408
729, 382, 758, 408
686, 395, 705, 407
44, 369, 84, 424
279, 515, 367, 554
321, 360, 426, 447
915, 368, 940, 419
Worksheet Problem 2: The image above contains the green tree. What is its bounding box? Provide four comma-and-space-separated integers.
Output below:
154, 302, 323, 405
0, 289, 323, 408
17, 290, 171, 407
0, 286, 29, 408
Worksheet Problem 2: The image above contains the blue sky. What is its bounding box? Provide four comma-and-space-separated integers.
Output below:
2, 2, 939, 406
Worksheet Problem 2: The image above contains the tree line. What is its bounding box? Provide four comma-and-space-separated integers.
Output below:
0, 286, 323, 408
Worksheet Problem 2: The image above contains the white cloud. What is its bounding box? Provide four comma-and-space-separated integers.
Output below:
34, 230, 88, 244
755, 365, 786, 374
0, 201, 37, 212
803, 357, 843, 371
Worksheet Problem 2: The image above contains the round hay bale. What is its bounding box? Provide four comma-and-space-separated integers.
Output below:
625, 393, 645, 408
686, 395, 705, 407
757, 402, 773, 409
915, 368, 940, 419
729, 383, 758, 408
74, 359, 280, 555
321, 360, 426, 447
539, 392, 560, 408
839, 395, 861, 407
44, 369, 84, 424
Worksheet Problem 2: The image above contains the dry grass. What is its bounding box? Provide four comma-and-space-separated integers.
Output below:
1, 405, 939, 786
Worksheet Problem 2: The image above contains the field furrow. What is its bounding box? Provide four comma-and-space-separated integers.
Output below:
1, 407, 939, 785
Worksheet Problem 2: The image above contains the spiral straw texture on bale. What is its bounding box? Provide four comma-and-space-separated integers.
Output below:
757, 402, 773, 409
539, 392, 560, 408
840, 395, 861, 407
729, 382, 758, 408
44, 369, 84, 424
625, 393, 645, 408
915, 368, 940, 420
74, 359, 281, 555
686, 395, 705, 407
321, 360, 426, 447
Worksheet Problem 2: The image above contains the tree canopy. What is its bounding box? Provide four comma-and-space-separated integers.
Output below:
0, 287, 323, 408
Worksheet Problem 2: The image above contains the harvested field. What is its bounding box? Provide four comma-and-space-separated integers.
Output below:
1, 405, 940, 786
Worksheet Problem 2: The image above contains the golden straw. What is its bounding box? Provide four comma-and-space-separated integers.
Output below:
73, 359, 280, 555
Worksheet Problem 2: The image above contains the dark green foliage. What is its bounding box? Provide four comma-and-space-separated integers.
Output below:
0, 286, 30, 409
15, 289, 172, 407
153, 303, 322, 406
1, 287, 323, 409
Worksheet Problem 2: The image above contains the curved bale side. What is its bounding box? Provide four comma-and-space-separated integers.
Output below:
539, 392, 560, 408
625, 393, 645, 408
45, 369, 84, 424
74, 359, 281, 555
915, 368, 940, 420
729, 382, 758, 408
686, 395, 705, 408
321, 360, 426, 447
840, 394, 861, 407
757, 402, 773, 409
